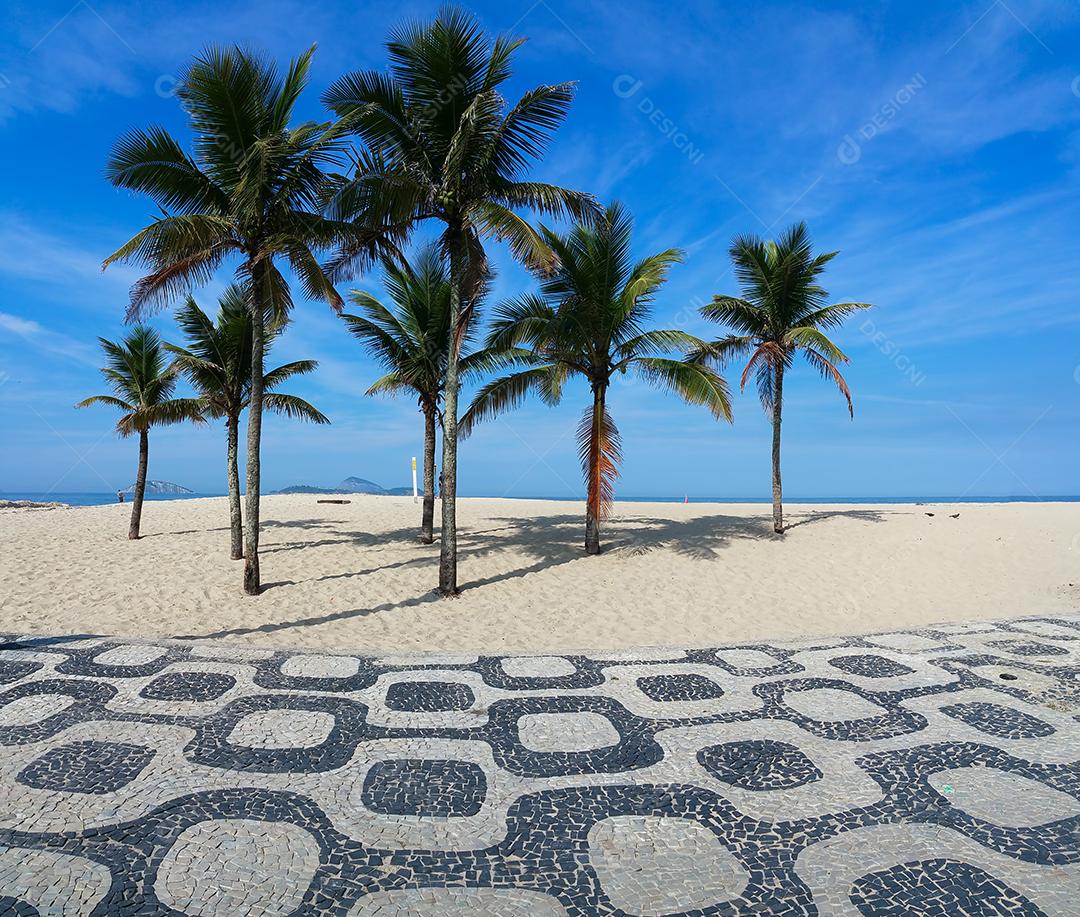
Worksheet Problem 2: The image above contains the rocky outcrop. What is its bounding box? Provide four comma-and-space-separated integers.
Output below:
123, 481, 194, 495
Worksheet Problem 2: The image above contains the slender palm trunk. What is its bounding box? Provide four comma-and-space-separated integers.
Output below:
128, 428, 149, 540
584, 383, 605, 555
421, 402, 437, 545
226, 412, 243, 560
771, 362, 784, 534
243, 264, 265, 595
438, 230, 463, 595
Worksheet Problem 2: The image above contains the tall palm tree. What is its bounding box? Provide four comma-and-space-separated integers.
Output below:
77, 327, 204, 539
701, 222, 872, 533
103, 45, 355, 594
341, 244, 495, 544
460, 203, 733, 555
323, 6, 597, 594
167, 285, 329, 560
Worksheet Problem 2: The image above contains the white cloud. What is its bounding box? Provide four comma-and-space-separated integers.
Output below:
0, 311, 99, 366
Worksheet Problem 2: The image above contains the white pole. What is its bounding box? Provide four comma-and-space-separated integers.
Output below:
411, 456, 418, 503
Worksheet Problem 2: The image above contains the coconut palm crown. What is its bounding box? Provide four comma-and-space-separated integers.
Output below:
102, 44, 358, 594
167, 286, 329, 558
77, 326, 204, 539
322, 5, 599, 594
461, 202, 733, 554
701, 221, 872, 533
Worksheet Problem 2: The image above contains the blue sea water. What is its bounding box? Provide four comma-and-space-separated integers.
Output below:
3, 492, 1077, 507
0, 492, 222, 507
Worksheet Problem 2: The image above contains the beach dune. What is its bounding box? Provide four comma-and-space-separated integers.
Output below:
1, 495, 1076, 651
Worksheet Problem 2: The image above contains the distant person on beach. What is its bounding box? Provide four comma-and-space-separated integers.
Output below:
117, 490, 124, 504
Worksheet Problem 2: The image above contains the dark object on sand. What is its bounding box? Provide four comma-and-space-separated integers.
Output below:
924, 512, 934, 517
317, 499, 351, 505
950, 513, 960, 518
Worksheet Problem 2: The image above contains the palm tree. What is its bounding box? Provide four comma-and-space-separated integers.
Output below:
103, 45, 355, 594
460, 203, 733, 555
701, 222, 872, 533
167, 285, 329, 560
77, 327, 204, 539
323, 6, 597, 594
341, 244, 494, 544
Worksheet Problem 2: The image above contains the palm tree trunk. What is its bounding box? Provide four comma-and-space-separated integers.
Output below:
421, 402, 437, 545
585, 383, 604, 555
772, 362, 784, 534
438, 230, 463, 596
128, 428, 149, 540
226, 412, 243, 560
243, 265, 265, 595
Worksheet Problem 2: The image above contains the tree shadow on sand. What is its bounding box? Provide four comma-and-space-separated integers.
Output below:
257, 519, 423, 554
174, 507, 893, 641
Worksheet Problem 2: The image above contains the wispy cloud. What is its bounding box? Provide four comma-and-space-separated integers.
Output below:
0, 311, 99, 366
0, 211, 139, 303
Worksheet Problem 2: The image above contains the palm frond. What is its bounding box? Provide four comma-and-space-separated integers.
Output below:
471, 201, 555, 272
634, 357, 734, 421
803, 348, 855, 417
106, 126, 228, 215
263, 393, 331, 423
262, 359, 319, 391
458, 366, 562, 438
579, 400, 622, 522
699, 296, 768, 335
796, 301, 873, 330
615, 329, 706, 362
366, 370, 413, 397
122, 397, 206, 434
787, 326, 849, 365
75, 394, 134, 412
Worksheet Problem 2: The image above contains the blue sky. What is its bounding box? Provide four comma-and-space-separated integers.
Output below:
1, 0, 1077, 498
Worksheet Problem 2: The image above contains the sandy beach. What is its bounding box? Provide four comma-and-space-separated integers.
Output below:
1, 495, 1076, 651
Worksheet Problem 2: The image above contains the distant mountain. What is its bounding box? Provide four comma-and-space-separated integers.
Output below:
336, 476, 385, 494
274, 476, 411, 496
123, 480, 193, 495
275, 485, 344, 495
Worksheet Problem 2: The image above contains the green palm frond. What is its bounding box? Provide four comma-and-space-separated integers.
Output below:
263, 393, 331, 424
471, 201, 555, 272
106, 126, 229, 215
262, 359, 319, 390
126, 397, 207, 434
787, 326, 850, 365
615, 330, 708, 362
458, 366, 562, 439
484, 293, 556, 352
366, 371, 412, 397
635, 357, 734, 422
803, 348, 855, 417
75, 394, 134, 412
795, 301, 873, 330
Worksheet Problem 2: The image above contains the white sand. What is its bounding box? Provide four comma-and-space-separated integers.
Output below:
1, 495, 1076, 651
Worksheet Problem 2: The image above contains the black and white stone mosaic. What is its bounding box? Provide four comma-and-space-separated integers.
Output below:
0, 614, 1076, 915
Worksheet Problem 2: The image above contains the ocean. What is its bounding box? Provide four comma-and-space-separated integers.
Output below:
3, 492, 1077, 508
0, 492, 222, 507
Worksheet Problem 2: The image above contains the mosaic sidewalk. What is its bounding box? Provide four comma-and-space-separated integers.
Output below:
0, 615, 1078, 915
